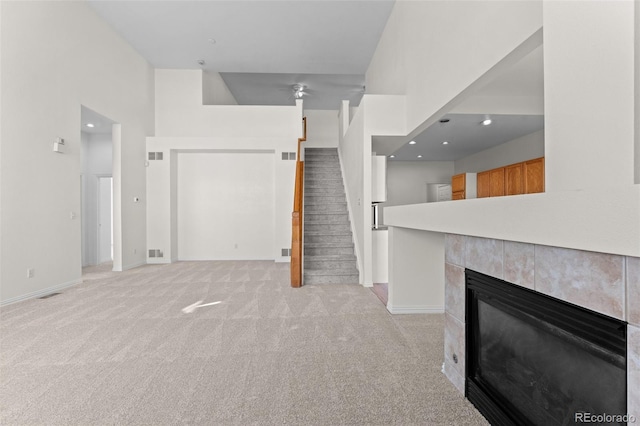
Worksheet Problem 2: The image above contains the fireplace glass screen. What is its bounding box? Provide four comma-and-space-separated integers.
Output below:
466, 269, 627, 426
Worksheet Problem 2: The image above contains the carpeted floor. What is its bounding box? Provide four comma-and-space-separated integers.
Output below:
0, 261, 488, 425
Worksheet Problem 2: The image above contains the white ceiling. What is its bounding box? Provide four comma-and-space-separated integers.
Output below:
389, 113, 544, 161
81, 106, 115, 135
86, 1, 544, 160
384, 45, 544, 161
87, 0, 395, 110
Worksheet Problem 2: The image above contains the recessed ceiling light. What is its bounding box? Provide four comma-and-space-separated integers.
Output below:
389, 155, 395, 158
86, 123, 95, 128
442, 141, 449, 145
482, 119, 492, 126
417, 155, 422, 158
409, 140, 416, 145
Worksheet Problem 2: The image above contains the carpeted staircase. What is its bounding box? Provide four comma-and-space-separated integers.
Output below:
303, 148, 359, 284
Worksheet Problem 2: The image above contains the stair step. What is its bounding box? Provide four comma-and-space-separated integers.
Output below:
305, 229, 352, 237
304, 214, 350, 224
304, 246, 355, 256
304, 158, 339, 163
304, 234, 352, 244
305, 187, 345, 196
303, 273, 360, 285
305, 260, 357, 270
305, 148, 338, 155
305, 253, 357, 261
304, 204, 347, 213
304, 223, 351, 232
305, 195, 345, 201
305, 174, 343, 181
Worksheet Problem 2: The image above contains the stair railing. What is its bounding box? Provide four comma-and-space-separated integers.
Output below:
291, 117, 307, 288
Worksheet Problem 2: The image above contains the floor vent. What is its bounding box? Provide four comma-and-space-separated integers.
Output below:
39, 292, 61, 299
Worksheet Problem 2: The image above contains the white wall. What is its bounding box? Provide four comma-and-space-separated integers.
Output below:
380, 161, 454, 225
202, 71, 237, 106
454, 129, 544, 174
339, 95, 406, 286
544, 0, 636, 192
1, 2, 153, 305
81, 132, 113, 267
381, 1, 640, 324
366, 1, 543, 132
636, 0, 640, 184
303, 110, 339, 148
384, 161, 455, 207
148, 70, 300, 263
155, 69, 299, 138
177, 152, 274, 260
387, 227, 444, 314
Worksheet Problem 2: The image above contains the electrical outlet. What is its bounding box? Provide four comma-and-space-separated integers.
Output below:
27, 268, 35, 278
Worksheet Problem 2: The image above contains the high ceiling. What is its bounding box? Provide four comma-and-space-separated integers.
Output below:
87, 0, 395, 110
384, 45, 545, 161
86, 1, 544, 161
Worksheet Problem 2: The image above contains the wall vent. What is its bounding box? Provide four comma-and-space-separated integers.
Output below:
148, 152, 164, 161
281, 152, 296, 161
281, 248, 291, 257
148, 249, 164, 258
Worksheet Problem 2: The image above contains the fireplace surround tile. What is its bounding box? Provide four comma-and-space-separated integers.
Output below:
445, 234, 465, 267
443, 359, 465, 395
445, 263, 465, 323
465, 237, 503, 279
629, 325, 640, 418
444, 312, 465, 382
534, 245, 625, 320
628, 256, 640, 327
444, 236, 634, 418
503, 241, 535, 289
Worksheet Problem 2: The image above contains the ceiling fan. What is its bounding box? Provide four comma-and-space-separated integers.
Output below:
292, 84, 308, 99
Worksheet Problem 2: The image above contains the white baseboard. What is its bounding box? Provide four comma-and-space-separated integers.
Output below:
1, 278, 83, 306
122, 261, 147, 270
386, 304, 444, 314
146, 258, 170, 265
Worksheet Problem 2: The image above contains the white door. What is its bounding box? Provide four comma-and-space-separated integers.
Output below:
98, 177, 113, 264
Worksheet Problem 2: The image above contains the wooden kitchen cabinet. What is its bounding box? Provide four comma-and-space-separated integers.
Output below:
489, 168, 505, 197
451, 173, 477, 200
477, 171, 491, 198
524, 157, 544, 194
475, 157, 544, 199
505, 163, 524, 195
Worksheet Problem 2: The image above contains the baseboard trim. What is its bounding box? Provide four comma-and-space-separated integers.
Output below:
386, 304, 444, 314
1, 278, 83, 306
122, 261, 147, 271
146, 259, 171, 265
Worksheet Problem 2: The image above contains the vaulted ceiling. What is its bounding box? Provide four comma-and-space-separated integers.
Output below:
87, 0, 395, 110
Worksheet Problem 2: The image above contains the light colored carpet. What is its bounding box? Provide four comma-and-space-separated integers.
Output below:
1, 260, 488, 425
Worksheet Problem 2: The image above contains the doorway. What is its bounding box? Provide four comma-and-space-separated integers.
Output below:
80, 106, 115, 269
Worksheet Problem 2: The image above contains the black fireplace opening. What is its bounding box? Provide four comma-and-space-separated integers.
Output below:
465, 269, 627, 426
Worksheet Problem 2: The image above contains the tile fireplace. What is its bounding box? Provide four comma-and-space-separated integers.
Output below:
443, 235, 640, 423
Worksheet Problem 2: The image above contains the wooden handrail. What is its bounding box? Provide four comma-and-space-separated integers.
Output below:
291, 117, 307, 287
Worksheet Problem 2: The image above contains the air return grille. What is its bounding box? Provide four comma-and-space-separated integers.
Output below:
148, 249, 164, 258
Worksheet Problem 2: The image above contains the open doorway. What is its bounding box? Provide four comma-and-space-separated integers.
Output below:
80, 106, 115, 272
